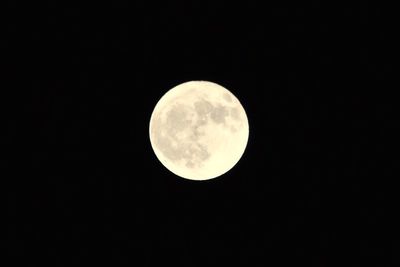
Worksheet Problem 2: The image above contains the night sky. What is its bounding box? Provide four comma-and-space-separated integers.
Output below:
4, 1, 396, 266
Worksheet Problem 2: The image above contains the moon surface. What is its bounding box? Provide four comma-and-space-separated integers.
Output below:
149, 81, 249, 181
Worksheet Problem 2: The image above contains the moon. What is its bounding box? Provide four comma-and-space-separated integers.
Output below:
149, 80, 249, 181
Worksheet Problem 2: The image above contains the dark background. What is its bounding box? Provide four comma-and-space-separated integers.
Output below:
4, 1, 397, 266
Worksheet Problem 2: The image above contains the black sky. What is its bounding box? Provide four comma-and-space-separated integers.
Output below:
4, 1, 397, 266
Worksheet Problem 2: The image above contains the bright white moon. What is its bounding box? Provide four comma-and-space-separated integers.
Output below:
149, 80, 249, 181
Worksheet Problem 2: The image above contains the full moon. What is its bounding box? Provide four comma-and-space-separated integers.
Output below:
149, 81, 249, 181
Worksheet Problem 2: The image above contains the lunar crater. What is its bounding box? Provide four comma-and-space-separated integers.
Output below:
223, 93, 232, 102
194, 99, 213, 115
230, 107, 241, 121
210, 105, 229, 124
